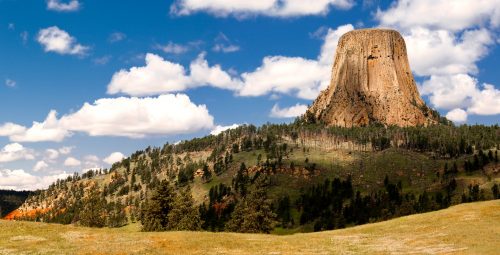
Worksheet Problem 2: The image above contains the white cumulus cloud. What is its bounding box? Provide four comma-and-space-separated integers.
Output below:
45, 149, 60, 160
376, 0, 500, 31
83, 155, 101, 169
238, 56, 330, 100
403, 28, 493, 76
420, 74, 500, 117
33, 160, 49, 172
64, 157, 81, 167
210, 124, 240, 135
103, 152, 125, 165
0, 110, 71, 142
84, 155, 99, 162
420, 74, 478, 110
270, 103, 308, 118
0, 123, 26, 137
107, 53, 242, 96
0, 143, 35, 163
446, 108, 468, 123
468, 84, 500, 115
0, 94, 214, 141
118, 55, 176, 87
37, 26, 89, 55
0, 169, 70, 191
171, 0, 354, 18
58, 94, 214, 138
47, 0, 80, 12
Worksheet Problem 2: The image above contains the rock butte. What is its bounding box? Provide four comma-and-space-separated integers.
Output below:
308, 28, 438, 127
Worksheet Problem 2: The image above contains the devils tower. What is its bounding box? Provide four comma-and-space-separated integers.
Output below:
307, 29, 438, 127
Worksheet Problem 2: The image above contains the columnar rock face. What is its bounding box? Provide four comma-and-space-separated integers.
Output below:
308, 29, 438, 127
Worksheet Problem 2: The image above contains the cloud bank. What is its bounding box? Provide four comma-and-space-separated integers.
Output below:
377, 0, 500, 124
170, 0, 354, 18
0, 94, 215, 141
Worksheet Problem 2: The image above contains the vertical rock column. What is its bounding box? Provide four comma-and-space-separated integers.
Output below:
308, 29, 437, 127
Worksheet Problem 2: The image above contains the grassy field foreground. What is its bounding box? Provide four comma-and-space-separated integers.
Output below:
1, 200, 499, 255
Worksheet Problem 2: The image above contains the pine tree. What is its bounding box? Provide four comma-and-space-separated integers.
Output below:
491, 184, 499, 199
202, 163, 212, 182
277, 195, 292, 227
78, 187, 107, 228
141, 180, 175, 231
225, 176, 276, 233
107, 200, 127, 228
167, 186, 202, 231
233, 162, 248, 196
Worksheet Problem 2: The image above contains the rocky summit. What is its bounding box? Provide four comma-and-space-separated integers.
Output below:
307, 28, 438, 127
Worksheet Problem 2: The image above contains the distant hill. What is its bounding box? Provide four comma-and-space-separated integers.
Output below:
0, 190, 31, 218
8, 123, 499, 233
1, 200, 498, 254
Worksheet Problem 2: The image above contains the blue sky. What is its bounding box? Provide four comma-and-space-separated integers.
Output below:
0, 0, 499, 190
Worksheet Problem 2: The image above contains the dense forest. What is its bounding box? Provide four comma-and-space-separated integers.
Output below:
0, 190, 31, 217
12, 121, 500, 233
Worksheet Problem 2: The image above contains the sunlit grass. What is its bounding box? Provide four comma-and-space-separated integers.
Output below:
1, 200, 498, 254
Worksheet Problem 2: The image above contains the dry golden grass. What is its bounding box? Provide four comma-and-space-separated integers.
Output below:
1, 200, 498, 255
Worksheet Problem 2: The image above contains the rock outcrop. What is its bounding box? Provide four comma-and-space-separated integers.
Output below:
307, 28, 438, 127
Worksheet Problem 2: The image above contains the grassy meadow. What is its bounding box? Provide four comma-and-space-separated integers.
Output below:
1, 200, 498, 255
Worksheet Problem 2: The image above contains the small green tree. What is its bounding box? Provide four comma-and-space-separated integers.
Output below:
141, 180, 175, 231
79, 187, 107, 228
167, 186, 202, 231
225, 176, 276, 233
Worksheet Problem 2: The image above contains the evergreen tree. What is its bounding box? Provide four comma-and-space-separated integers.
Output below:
202, 163, 212, 182
78, 187, 107, 228
276, 195, 292, 227
233, 162, 249, 196
492, 184, 499, 199
200, 183, 234, 231
225, 176, 276, 233
141, 180, 175, 231
107, 200, 127, 228
167, 186, 202, 231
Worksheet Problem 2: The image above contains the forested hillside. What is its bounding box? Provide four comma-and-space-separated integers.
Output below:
10, 122, 500, 233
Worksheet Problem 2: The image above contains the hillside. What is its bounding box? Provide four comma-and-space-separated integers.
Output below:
7, 123, 500, 233
1, 200, 498, 254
